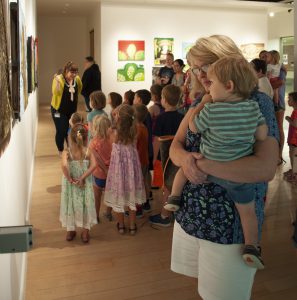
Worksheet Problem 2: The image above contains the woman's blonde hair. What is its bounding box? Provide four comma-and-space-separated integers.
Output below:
116, 104, 137, 145
269, 50, 280, 65
92, 115, 111, 139
63, 61, 78, 76
208, 57, 258, 99
187, 35, 244, 96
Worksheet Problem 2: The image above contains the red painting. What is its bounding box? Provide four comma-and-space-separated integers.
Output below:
118, 40, 145, 61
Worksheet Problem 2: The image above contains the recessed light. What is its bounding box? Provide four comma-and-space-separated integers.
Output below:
269, 12, 275, 17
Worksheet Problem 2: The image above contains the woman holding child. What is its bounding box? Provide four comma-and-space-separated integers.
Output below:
169, 35, 279, 299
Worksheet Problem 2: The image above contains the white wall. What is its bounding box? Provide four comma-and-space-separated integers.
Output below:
0, 0, 37, 299
37, 16, 88, 104
101, 3, 268, 97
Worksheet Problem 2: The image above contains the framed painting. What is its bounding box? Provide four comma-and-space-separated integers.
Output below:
0, 0, 12, 155
118, 40, 145, 61
117, 63, 144, 82
240, 43, 265, 61
27, 36, 35, 93
10, 1, 20, 119
182, 42, 194, 59
154, 38, 174, 65
34, 37, 38, 87
19, 5, 28, 113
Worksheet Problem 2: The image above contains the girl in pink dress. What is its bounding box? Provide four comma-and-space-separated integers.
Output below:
104, 104, 146, 235
284, 92, 297, 182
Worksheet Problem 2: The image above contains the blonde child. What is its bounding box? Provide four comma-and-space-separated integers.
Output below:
87, 91, 107, 139
89, 115, 113, 222
284, 92, 297, 182
104, 104, 146, 235
165, 57, 268, 269
68, 112, 86, 144
60, 124, 97, 243
266, 50, 281, 106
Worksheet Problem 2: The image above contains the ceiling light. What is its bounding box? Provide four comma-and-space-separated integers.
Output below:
269, 12, 275, 17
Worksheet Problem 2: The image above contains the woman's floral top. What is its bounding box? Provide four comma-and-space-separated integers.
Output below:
175, 90, 279, 244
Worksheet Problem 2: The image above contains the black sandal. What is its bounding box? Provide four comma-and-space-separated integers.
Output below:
117, 223, 125, 234
129, 224, 137, 236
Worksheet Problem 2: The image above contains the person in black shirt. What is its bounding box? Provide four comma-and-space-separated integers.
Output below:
157, 53, 175, 86
81, 56, 101, 112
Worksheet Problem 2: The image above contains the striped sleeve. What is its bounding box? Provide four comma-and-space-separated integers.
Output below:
195, 104, 210, 133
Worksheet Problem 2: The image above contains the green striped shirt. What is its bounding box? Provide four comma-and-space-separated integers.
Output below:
195, 99, 266, 161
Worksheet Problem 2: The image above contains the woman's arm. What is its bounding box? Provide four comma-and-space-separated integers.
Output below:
170, 108, 206, 184
197, 136, 278, 183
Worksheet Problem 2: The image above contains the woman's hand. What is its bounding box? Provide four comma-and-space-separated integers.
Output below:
180, 152, 208, 184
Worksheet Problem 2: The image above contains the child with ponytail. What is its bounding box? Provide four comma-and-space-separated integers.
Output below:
60, 124, 97, 243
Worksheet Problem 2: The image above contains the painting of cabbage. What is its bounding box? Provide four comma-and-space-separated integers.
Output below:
118, 40, 145, 61
117, 63, 144, 82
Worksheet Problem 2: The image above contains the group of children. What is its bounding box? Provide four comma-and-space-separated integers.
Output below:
59, 54, 297, 272
59, 83, 184, 242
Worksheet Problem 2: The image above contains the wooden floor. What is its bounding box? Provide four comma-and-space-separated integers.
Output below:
26, 104, 297, 300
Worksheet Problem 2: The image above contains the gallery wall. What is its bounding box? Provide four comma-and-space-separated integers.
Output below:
100, 3, 268, 97
37, 16, 88, 104
87, 2, 101, 67
0, 0, 37, 299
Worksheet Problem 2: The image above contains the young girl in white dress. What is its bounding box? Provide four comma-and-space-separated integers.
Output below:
104, 104, 146, 235
60, 124, 97, 243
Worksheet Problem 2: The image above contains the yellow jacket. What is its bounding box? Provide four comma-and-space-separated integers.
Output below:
51, 74, 82, 110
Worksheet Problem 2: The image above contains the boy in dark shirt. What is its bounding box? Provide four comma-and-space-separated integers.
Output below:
149, 84, 184, 226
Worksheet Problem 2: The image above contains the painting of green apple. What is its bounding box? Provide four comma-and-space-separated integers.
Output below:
118, 40, 145, 61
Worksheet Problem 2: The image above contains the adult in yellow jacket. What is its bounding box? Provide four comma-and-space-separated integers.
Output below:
51, 62, 82, 154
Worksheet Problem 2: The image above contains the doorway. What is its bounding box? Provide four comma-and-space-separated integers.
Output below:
90, 29, 94, 58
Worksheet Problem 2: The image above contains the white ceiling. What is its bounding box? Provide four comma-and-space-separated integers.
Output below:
36, 0, 294, 16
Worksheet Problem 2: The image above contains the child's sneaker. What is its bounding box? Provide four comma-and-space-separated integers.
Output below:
136, 209, 144, 218
148, 191, 153, 201
143, 201, 151, 212
164, 195, 181, 212
242, 245, 265, 270
149, 214, 171, 227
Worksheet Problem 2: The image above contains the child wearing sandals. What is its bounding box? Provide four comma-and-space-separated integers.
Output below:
89, 115, 113, 223
165, 57, 268, 269
104, 104, 146, 235
60, 124, 97, 243
284, 92, 297, 183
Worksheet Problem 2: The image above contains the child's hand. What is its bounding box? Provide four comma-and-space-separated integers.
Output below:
76, 178, 85, 188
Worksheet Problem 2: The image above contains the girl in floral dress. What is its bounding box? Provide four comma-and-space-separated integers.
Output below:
60, 124, 97, 243
104, 104, 146, 235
